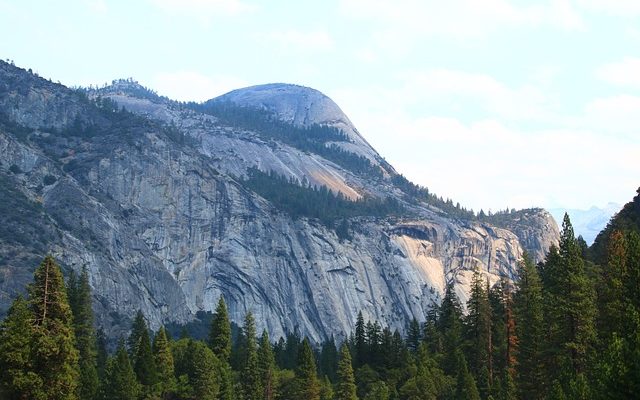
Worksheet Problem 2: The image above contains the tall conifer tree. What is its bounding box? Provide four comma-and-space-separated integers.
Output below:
102, 341, 140, 400
294, 339, 321, 400
335, 343, 358, 400
438, 282, 464, 375
242, 312, 263, 400
558, 215, 596, 377
209, 296, 232, 362
130, 314, 157, 393
514, 253, 545, 400
153, 326, 176, 399
464, 267, 492, 381
258, 329, 276, 400
28, 255, 79, 400
0, 296, 44, 399
69, 266, 99, 400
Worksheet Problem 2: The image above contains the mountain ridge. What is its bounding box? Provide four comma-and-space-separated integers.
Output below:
0, 60, 559, 342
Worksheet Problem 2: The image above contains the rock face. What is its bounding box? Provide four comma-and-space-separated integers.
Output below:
214, 83, 387, 168
0, 63, 559, 341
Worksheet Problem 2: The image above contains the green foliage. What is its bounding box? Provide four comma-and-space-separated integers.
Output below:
453, 351, 480, 400
514, 253, 545, 400
0, 296, 45, 399
28, 255, 80, 399
437, 283, 464, 376
242, 312, 263, 400
3, 185, 640, 400
354, 311, 366, 367
152, 326, 176, 399
101, 341, 140, 400
591, 187, 640, 264
0, 174, 57, 252
336, 344, 358, 400
258, 329, 276, 400
68, 266, 99, 400
188, 341, 221, 400
390, 173, 475, 219
130, 313, 157, 391
243, 168, 402, 224
319, 336, 338, 382
463, 267, 492, 379
293, 339, 321, 400
96, 328, 108, 379
209, 296, 232, 362
406, 317, 422, 354
172, 338, 221, 400
128, 310, 147, 356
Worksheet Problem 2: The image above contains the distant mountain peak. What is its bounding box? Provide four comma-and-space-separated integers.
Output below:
91, 78, 165, 102
211, 82, 390, 172
548, 203, 622, 245
213, 83, 346, 128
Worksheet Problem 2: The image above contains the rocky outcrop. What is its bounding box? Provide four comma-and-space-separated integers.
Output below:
0, 62, 559, 341
213, 83, 390, 170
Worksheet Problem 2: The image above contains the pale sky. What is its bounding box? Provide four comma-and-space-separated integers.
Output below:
1, 0, 639, 212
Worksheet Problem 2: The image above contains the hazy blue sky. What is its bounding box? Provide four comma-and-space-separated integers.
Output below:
1, 0, 639, 212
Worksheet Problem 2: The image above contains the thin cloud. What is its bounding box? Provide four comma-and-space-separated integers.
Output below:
577, 0, 640, 16
151, 70, 248, 102
596, 58, 640, 89
85, 0, 108, 14
582, 95, 640, 135
339, 0, 583, 38
331, 70, 640, 210
262, 30, 334, 52
395, 69, 550, 121
148, 0, 255, 20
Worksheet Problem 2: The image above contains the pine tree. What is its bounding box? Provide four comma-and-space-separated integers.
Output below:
294, 338, 321, 400
131, 315, 157, 392
598, 230, 627, 340
242, 312, 263, 400
625, 231, 640, 310
558, 215, 597, 376
153, 326, 176, 399
320, 375, 334, 400
406, 317, 422, 353
0, 296, 44, 399
423, 307, 441, 356
319, 336, 338, 382
514, 253, 545, 400
209, 296, 232, 362
128, 310, 147, 356
69, 266, 99, 400
258, 329, 276, 400
335, 344, 358, 400
218, 361, 235, 400
102, 341, 140, 400
28, 255, 79, 400
366, 321, 382, 365
454, 350, 480, 400
96, 328, 108, 379
438, 282, 464, 375
464, 267, 492, 381
354, 311, 366, 366
541, 215, 596, 395
188, 341, 220, 400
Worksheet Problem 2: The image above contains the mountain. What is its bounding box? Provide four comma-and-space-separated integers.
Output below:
548, 203, 621, 245
590, 189, 640, 263
0, 61, 559, 342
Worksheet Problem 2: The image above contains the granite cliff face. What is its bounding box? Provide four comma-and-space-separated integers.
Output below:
0, 62, 559, 341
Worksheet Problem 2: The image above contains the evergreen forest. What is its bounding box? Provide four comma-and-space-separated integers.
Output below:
1, 195, 640, 399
